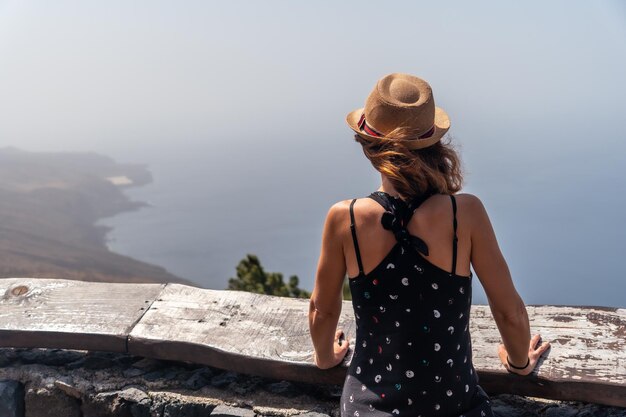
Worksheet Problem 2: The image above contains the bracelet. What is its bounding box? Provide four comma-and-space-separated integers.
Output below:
506, 356, 530, 370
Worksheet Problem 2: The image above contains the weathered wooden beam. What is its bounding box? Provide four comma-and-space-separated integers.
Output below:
0, 278, 164, 352
469, 305, 626, 407
127, 283, 356, 385
0, 279, 624, 407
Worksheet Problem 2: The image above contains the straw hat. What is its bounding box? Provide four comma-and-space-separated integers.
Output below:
346, 73, 450, 150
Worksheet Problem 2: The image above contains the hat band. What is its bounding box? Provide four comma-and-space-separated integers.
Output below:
358, 113, 436, 140
357, 113, 383, 137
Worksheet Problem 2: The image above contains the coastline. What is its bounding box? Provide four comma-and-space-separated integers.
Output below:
0, 147, 194, 286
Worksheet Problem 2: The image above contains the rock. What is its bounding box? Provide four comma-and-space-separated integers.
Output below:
120, 387, 151, 417
210, 404, 256, 417
0, 348, 20, 367
130, 403, 151, 417
82, 355, 118, 370
13, 348, 84, 367
489, 394, 541, 417
543, 404, 579, 417
4, 348, 626, 417
264, 380, 301, 398
67, 353, 116, 370
117, 386, 151, 405
143, 367, 183, 382
82, 387, 151, 417
183, 368, 214, 390
25, 386, 81, 417
0, 380, 24, 417
131, 358, 163, 371
576, 404, 626, 417
113, 354, 139, 367
301, 383, 342, 400
82, 392, 133, 417
123, 367, 147, 378
211, 371, 239, 388
491, 403, 534, 417
14, 349, 48, 364
54, 380, 82, 399
143, 369, 167, 381
41, 349, 86, 367
230, 375, 263, 396
163, 402, 216, 417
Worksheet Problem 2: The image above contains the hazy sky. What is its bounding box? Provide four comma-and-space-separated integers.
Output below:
1, 1, 625, 306
1, 1, 624, 155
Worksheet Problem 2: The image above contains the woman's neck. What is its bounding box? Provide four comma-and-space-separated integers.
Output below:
378, 175, 402, 199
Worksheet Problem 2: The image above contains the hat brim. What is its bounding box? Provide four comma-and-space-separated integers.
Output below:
346, 106, 450, 150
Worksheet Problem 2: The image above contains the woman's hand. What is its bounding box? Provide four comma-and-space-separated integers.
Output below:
314, 329, 350, 369
498, 334, 551, 376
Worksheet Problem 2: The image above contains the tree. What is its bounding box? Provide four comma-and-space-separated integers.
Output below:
342, 276, 352, 301
228, 254, 311, 299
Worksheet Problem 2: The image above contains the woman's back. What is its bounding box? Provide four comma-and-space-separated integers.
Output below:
343, 192, 473, 280
338, 191, 492, 417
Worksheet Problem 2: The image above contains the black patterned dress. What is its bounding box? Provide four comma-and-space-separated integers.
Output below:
340, 192, 493, 417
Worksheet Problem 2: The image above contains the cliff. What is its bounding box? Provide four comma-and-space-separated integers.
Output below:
0, 148, 190, 284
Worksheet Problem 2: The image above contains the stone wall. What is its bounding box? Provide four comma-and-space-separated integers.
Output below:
0, 348, 624, 417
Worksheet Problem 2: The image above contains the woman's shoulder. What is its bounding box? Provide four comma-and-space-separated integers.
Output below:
328, 193, 487, 214
325, 193, 489, 225
417, 193, 488, 229
324, 197, 383, 227
453, 192, 486, 212
416, 192, 484, 211
452, 193, 489, 217
448, 193, 491, 233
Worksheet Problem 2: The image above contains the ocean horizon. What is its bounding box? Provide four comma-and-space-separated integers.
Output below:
98, 136, 626, 308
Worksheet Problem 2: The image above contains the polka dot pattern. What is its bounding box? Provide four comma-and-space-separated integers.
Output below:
340, 192, 493, 417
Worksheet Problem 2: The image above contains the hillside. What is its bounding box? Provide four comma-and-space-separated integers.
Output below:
0, 147, 190, 284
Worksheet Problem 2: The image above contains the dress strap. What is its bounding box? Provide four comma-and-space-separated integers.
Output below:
349, 199, 364, 276
367, 191, 430, 256
450, 195, 458, 276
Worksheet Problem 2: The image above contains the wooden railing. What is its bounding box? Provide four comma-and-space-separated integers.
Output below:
0, 278, 624, 407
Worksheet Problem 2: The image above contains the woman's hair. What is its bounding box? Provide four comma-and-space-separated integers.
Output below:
355, 132, 464, 201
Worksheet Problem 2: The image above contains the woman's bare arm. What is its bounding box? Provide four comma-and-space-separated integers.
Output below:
466, 194, 550, 374
308, 202, 351, 369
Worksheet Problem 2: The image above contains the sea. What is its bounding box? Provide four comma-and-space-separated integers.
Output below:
99, 120, 626, 308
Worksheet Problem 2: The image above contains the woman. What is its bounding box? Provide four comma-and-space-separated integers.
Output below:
308, 73, 550, 417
